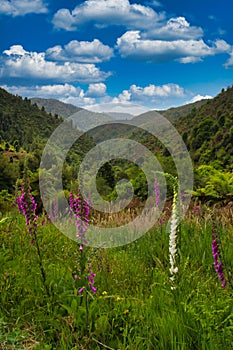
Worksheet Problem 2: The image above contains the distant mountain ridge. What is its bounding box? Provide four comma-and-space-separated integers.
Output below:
30, 97, 114, 131
30, 97, 83, 119
30, 97, 207, 122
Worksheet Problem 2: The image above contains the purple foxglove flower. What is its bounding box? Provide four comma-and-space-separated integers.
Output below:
89, 284, 97, 293
78, 287, 85, 294
87, 275, 95, 284
212, 230, 227, 288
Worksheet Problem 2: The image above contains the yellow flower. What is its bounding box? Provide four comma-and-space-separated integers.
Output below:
115, 296, 121, 302
102, 291, 108, 295
123, 309, 129, 314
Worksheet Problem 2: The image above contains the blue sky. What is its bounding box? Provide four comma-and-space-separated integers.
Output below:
0, 0, 233, 115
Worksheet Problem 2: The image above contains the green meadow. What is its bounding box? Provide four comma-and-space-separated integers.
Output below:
1, 205, 233, 350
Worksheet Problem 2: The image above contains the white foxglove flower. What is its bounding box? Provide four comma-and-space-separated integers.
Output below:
169, 182, 179, 288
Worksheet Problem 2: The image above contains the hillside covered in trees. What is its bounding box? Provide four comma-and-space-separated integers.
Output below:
176, 86, 233, 169
0, 86, 232, 212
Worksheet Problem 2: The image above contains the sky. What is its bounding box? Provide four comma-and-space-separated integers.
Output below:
0, 0, 233, 115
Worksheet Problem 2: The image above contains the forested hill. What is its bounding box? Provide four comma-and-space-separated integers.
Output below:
0, 88, 62, 150
129, 86, 233, 169
175, 86, 233, 168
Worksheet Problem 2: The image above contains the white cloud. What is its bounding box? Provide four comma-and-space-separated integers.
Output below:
96, 83, 187, 113
146, 0, 162, 7
0, 0, 48, 16
52, 0, 164, 31
224, 52, 233, 68
178, 56, 202, 64
85, 83, 107, 97
134, 83, 184, 98
51, 0, 232, 68
186, 94, 212, 104
115, 83, 185, 103
143, 17, 203, 40
46, 39, 113, 63
39, 84, 79, 97
116, 31, 231, 63
1, 45, 111, 84
3, 45, 28, 56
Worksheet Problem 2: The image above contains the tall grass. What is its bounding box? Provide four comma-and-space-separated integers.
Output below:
0, 206, 233, 349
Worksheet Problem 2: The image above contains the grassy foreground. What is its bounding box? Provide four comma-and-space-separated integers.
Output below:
0, 207, 233, 349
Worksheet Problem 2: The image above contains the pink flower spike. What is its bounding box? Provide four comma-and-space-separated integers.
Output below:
221, 280, 227, 288
88, 275, 94, 284
78, 287, 85, 294
90, 284, 97, 293
79, 245, 83, 251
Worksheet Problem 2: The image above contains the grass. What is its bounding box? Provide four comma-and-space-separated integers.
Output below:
0, 207, 233, 349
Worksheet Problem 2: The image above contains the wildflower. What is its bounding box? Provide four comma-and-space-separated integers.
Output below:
87, 265, 97, 292
16, 171, 49, 296
169, 182, 179, 287
90, 284, 97, 293
87, 275, 95, 284
194, 206, 199, 215
78, 287, 85, 294
16, 182, 38, 243
69, 192, 73, 211
115, 296, 121, 302
212, 229, 227, 288
102, 291, 108, 295
72, 190, 90, 246
123, 309, 129, 314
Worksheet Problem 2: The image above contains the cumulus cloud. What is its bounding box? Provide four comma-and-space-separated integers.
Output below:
85, 83, 107, 97
224, 51, 233, 68
1, 45, 111, 84
51, 0, 232, 68
46, 39, 113, 63
0, 0, 48, 16
52, 0, 164, 31
186, 94, 213, 104
116, 31, 230, 63
131, 83, 185, 98
113, 83, 185, 104
90, 83, 186, 113
143, 17, 203, 40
